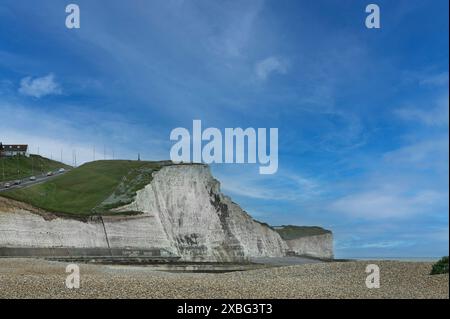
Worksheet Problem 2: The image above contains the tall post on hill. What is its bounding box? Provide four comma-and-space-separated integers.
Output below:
16, 154, 19, 178
72, 149, 77, 167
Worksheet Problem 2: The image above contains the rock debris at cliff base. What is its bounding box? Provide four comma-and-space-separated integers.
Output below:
0, 258, 447, 299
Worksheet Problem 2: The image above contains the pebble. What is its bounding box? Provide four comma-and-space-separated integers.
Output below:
0, 258, 447, 299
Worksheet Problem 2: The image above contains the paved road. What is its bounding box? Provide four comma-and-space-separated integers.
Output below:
0, 170, 70, 193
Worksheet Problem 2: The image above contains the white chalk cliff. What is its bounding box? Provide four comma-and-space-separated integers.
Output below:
116, 165, 288, 261
0, 164, 332, 261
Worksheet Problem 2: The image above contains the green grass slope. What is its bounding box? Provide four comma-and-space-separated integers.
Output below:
0, 155, 71, 182
1, 160, 164, 216
274, 225, 332, 240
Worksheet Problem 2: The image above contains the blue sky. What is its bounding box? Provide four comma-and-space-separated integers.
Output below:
0, 0, 448, 258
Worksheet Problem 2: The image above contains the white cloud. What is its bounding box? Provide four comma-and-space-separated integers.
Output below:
255, 56, 288, 81
338, 240, 414, 250
383, 136, 449, 170
216, 167, 321, 201
394, 94, 449, 127
329, 189, 446, 220
420, 71, 449, 87
328, 129, 449, 221
206, 0, 264, 58
0, 101, 169, 165
18, 74, 61, 98
0, 130, 94, 167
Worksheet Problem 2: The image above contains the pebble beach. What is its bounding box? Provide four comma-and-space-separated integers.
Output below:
0, 258, 448, 299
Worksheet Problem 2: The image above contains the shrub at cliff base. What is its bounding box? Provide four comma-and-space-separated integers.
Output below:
430, 256, 449, 275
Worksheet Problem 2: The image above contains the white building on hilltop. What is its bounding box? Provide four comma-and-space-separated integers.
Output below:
0, 143, 30, 157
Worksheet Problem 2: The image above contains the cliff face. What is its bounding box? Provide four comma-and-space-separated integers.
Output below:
274, 225, 334, 259
0, 165, 291, 261
117, 165, 288, 261
284, 233, 334, 259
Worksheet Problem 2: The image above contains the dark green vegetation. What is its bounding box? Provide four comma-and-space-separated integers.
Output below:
430, 256, 449, 275
0, 155, 71, 182
274, 225, 331, 240
1, 160, 166, 216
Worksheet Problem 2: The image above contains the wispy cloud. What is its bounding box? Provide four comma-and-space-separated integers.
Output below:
419, 71, 449, 87
337, 240, 415, 250
383, 136, 449, 170
216, 167, 321, 201
330, 189, 446, 219
0, 101, 169, 164
329, 133, 448, 220
206, 0, 264, 58
255, 56, 288, 81
394, 94, 449, 127
18, 74, 61, 98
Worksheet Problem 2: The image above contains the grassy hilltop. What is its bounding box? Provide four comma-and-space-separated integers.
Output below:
0, 155, 71, 182
1, 160, 164, 216
274, 225, 332, 239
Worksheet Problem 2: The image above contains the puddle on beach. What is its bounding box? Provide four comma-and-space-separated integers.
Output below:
100, 257, 322, 273
48, 256, 321, 273
105, 263, 269, 273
